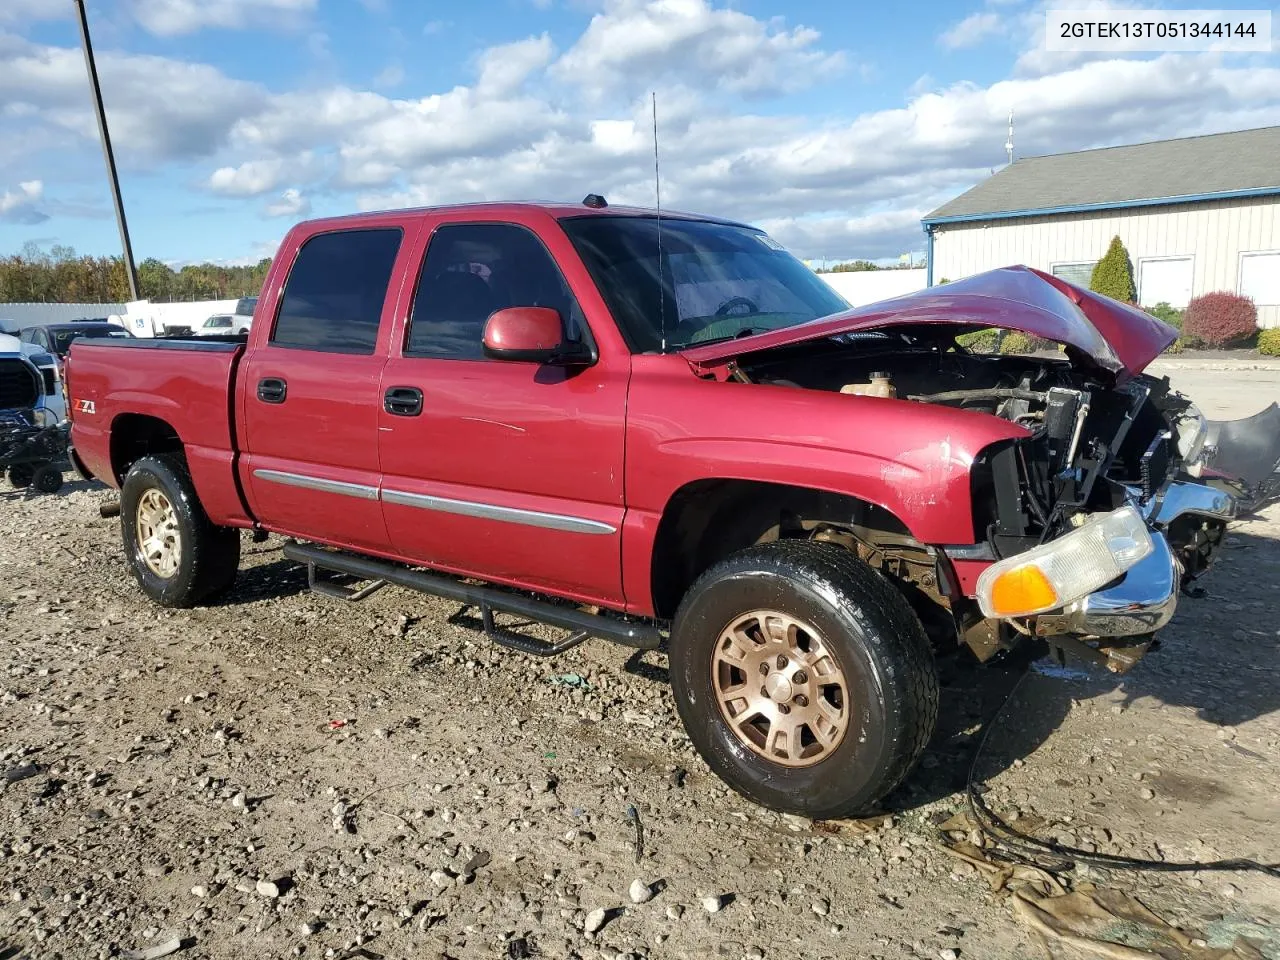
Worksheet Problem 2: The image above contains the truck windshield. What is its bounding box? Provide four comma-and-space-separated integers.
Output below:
560, 215, 848, 353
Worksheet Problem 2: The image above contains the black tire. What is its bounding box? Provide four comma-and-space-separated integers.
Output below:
120, 454, 241, 607
7, 464, 34, 489
32, 466, 63, 494
669, 540, 939, 819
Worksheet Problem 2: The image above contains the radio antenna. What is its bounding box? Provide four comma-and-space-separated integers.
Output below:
652, 90, 666, 353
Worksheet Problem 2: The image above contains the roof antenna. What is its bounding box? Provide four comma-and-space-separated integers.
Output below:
1005, 109, 1014, 166
652, 90, 666, 354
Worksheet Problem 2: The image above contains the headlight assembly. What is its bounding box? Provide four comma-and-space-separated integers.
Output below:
976, 504, 1154, 618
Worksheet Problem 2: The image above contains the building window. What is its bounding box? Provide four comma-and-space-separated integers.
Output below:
1138, 256, 1193, 309
1240, 251, 1280, 307
1050, 262, 1096, 287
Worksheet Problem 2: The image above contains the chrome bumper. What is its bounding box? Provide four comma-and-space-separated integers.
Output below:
1035, 532, 1179, 638
1143, 481, 1235, 526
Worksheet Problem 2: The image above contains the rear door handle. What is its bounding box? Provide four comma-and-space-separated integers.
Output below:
384, 386, 423, 417
257, 377, 287, 404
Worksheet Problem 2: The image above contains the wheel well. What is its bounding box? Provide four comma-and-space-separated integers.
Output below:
110, 414, 183, 483
650, 479, 911, 619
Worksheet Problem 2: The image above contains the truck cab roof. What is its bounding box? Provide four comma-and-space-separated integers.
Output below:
290, 199, 751, 235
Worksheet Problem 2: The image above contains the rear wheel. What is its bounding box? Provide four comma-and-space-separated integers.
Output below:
669, 540, 939, 819
32, 466, 63, 494
121, 454, 240, 607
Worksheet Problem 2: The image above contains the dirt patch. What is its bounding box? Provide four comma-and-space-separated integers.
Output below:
2, 482, 1279, 959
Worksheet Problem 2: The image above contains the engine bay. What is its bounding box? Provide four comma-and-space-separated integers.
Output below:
734, 328, 1215, 569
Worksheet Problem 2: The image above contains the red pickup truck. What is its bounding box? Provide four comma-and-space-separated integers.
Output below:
66, 198, 1279, 818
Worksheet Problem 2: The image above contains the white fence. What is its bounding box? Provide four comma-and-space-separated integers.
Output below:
1, 299, 243, 337
0, 302, 127, 332
818, 268, 928, 306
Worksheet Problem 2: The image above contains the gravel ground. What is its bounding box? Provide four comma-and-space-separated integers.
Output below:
2, 371, 1279, 960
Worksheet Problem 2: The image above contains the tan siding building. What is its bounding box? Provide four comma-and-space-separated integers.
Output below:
923, 128, 1280, 329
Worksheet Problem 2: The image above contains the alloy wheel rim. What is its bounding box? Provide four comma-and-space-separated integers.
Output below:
135, 488, 182, 578
711, 609, 850, 768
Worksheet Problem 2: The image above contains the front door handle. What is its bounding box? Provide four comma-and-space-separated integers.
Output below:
384, 386, 423, 417
257, 377, 287, 404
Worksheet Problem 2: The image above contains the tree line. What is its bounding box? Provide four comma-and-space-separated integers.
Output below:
818, 260, 921, 273
0, 242, 271, 304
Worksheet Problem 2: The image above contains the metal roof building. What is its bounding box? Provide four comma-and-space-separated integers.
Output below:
922, 126, 1280, 328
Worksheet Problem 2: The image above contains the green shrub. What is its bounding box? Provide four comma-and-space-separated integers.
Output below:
956, 328, 998, 353
1147, 301, 1183, 330
1163, 338, 1185, 355
1090, 236, 1136, 302
999, 331, 1036, 354
1258, 328, 1280, 356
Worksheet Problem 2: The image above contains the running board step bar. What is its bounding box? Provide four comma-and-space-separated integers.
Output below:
283, 541, 662, 655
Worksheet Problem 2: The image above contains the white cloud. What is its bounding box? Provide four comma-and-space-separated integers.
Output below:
373, 62, 405, 89
0, 179, 46, 224
264, 188, 311, 218
0, 32, 265, 165
208, 156, 317, 196
552, 0, 845, 96
760, 209, 929, 262
477, 34, 554, 95
229, 78, 565, 189
939, 11, 1004, 49
0, 0, 70, 24
423, 20, 451, 36
129, 0, 316, 36
5, 0, 1280, 264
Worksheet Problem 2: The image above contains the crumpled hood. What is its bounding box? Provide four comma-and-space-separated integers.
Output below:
681, 265, 1177, 381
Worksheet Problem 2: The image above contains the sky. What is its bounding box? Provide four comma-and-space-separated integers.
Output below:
1, 0, 1278, 267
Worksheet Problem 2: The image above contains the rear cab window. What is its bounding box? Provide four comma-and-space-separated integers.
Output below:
270, 228, 403, 354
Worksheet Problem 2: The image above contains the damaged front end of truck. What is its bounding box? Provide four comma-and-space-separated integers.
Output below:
682, 266, 1280, 672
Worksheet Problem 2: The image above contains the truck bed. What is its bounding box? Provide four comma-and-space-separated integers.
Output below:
67, 337, 251, 527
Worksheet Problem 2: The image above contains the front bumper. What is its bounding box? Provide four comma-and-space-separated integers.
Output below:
1033, 531, 1179, 639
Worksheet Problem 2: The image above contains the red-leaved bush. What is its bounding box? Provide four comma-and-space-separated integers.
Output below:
1182, 292, 1258, 347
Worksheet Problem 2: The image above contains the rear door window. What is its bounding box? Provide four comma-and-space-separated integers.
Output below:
271, 228, 403, 354
406, 222, 588, 359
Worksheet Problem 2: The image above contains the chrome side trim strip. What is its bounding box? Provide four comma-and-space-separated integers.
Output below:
381, 488, 616, 536
253, 469, 379, 501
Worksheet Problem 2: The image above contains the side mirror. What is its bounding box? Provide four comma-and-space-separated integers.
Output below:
482, 307, 591, 365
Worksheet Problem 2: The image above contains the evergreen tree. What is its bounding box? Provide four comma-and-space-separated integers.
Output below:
1089, 236, 1135, 302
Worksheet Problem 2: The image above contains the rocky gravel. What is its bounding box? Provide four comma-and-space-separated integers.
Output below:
2, 479, 1279, 959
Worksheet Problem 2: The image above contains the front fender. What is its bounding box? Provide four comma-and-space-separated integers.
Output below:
626, 364, 1029, 546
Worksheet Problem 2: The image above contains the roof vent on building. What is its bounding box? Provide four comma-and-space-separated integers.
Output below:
582, 193, 608, 209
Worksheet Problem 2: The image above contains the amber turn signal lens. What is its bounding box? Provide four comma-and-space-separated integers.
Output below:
987, 565, 1058, 617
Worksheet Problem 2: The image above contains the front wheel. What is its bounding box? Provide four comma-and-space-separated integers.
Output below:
120, 454, 240, 607
669, 540, 939, 819
32, 466, 63, 494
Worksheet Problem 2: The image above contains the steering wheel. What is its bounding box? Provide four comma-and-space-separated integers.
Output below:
715, 296, 759, 317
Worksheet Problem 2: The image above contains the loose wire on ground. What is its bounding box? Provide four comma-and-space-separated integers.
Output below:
965, 667, 1280, 879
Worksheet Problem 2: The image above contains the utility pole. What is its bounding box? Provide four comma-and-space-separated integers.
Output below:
74, 0, 139, 301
